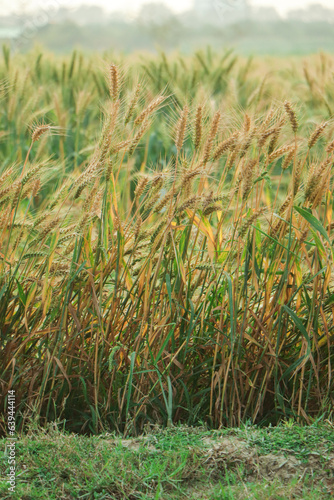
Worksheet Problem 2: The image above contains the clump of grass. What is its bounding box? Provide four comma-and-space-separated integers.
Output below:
0, 50, 333, 437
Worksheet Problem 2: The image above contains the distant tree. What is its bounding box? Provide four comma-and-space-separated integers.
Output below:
288, 4, 334, 23
137, 2, 181, 47
193, 0, 251, 26
138, 3, 174, 27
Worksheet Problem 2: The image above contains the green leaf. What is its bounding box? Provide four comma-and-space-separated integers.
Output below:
166, 273, 172, 313
252, 225, 300, 257
126, 351, 137, 418
16, 279, 26, 306
282, 305, 311, 379
167, 375, 173, 426
223, 272, 235, 349
310, 229, 326, 258
155, 325, 176, 364
294, 206, 329, 244
0, 282, 8, 302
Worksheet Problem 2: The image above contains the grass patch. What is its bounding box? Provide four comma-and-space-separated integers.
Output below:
1, 423, 334, 499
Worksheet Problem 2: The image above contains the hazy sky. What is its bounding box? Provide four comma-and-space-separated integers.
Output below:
1, 0, 334, 17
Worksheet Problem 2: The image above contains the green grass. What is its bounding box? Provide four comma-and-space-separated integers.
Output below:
1, 422, 333, 499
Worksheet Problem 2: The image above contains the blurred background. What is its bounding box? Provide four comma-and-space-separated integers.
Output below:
0, 0, 334, 54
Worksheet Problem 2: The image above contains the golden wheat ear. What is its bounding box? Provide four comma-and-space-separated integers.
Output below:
109, 63, 119, 101
175, 105, 189, 153
31, 124, 51, 143
284, 101, 298, 134
308, 122, 328, 150
203, 111, 221, 165
193, 105, 203, 150
30, 122, 64, 143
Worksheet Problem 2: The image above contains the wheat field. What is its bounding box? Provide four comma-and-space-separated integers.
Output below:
0, 47, 333, 434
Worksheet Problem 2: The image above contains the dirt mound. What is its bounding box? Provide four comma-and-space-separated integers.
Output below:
203, 436, 334, 492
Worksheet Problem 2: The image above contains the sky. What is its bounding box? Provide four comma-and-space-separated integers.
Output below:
1, 0, 334, 17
